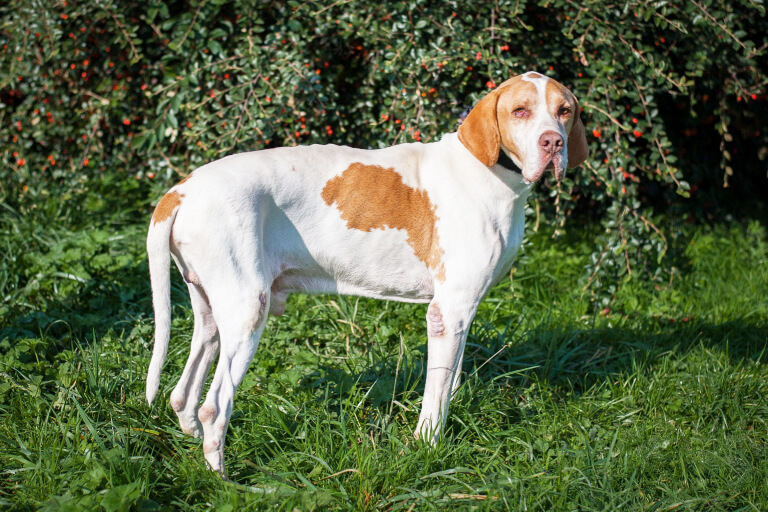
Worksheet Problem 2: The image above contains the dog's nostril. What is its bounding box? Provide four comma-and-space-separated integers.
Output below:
539, 131, 563, 153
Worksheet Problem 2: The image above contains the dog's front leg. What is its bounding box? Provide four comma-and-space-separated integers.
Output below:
415, 295, 477, 444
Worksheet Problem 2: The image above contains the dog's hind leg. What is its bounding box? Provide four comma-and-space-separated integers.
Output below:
169, 281, 219, 438
197, 287, 269, 476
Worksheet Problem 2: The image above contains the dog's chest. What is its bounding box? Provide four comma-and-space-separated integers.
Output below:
489, 205, 527, 287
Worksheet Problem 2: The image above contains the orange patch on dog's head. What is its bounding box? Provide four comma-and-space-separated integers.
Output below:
461, 73, 589, 170
544, 79, 570, 115
458, 76, 538, 166
495, 79, 538, 160
544, 79, 589, 168
321, 163, 446, 281
152, 190, 184, 225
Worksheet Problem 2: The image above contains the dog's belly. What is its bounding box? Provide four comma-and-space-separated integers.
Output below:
268, 224, 436, 303
271, 271, 434, 303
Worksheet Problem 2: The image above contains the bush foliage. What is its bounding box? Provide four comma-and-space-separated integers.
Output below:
2, 0, 767, 301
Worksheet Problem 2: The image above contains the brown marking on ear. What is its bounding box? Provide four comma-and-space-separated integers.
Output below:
322, 163, 447, 282
152, 190, 184, 225
525, 72, 543, 79
458, 90, 501, 166
567, 96, 589, 168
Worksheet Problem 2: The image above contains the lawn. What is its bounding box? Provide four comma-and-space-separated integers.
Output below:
1, 204, 766, 510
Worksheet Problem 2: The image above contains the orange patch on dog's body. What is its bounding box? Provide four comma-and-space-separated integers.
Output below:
176, 174, 193, 186
152, 190, 184, 225
322, 163, 446, 282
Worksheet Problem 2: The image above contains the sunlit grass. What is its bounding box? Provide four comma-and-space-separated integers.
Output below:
1, 214, 766, 510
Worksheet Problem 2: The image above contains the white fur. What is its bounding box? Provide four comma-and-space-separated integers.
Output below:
514, 71, 569, 182
145, 73, 572, 475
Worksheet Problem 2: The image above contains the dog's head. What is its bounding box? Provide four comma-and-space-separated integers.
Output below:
458, 71, 589, 183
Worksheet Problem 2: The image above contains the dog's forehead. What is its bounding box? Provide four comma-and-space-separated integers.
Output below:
497, 72, 571, 108
521, 71, 548, 85
495, 76, 538, 106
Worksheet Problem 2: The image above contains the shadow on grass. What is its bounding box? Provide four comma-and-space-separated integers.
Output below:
296, 315, 768, 416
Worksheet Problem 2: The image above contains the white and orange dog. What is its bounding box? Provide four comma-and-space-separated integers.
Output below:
146, 71, 588, 475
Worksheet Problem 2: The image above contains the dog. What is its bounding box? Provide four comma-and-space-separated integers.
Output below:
145, 71, 588, 475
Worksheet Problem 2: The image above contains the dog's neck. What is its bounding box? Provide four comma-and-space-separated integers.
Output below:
496, 150, 522, 174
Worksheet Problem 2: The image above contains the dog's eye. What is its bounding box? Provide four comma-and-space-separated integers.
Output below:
513, 108, 530, 118
558, 106, 571, 117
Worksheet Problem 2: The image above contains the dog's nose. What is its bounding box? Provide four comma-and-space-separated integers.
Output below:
538, 131, 563, 154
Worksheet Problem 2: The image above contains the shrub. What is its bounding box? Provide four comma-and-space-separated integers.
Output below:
1, 0, 766, 303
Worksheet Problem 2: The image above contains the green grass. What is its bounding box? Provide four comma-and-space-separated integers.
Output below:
1, 208, 766, 510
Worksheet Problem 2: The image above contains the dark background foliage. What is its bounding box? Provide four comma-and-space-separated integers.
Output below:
2, 0, 767, 301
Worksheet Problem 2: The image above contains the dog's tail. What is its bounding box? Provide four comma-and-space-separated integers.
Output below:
145, 189, 184, 405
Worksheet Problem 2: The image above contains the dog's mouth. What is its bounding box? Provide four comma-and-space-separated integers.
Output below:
542, 153, 565, 181
524, 153, 565, 184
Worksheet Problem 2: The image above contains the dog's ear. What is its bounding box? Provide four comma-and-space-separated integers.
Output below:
458, 91, 501, 167
567, 96, 589, 169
